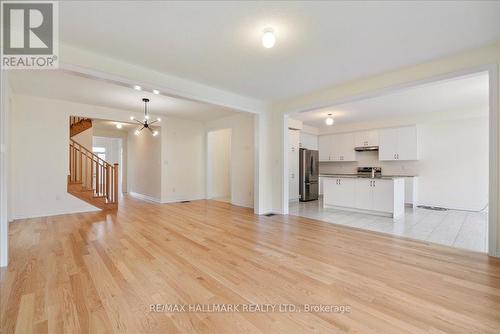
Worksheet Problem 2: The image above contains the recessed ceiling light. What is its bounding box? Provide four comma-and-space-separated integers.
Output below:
152, 89, 160, 95
130, 116, 135, 120
262, 29, 276, 48
116, 123, 123, 129
325, 114, 334, 126
152, 130, 159, 137
133, 85, 142, 91
157, 117, 161, 122
134, 130, 140, 136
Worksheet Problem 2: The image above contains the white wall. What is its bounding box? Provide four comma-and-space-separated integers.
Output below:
206, 113, 255, 208
128, 128, 162, 201
317, 112, 488, 211
10, 95, 100, 219
161, 117, 206, 203
207, 129, 231, 199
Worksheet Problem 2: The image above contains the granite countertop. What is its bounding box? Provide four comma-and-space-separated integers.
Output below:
319, 173, 417, 180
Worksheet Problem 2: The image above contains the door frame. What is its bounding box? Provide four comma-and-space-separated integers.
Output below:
282, 64, 498, 257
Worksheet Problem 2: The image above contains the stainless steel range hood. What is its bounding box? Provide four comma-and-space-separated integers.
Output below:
354, 146, 379, 152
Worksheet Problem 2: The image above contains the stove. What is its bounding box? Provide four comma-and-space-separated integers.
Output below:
357, 167, 382, 178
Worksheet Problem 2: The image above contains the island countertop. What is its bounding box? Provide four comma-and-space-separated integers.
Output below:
319, 173, 416, 180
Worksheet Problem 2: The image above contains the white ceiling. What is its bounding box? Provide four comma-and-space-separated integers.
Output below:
293, 72, 490, 129
60, 1, 500, 101
8, 70, 237, 122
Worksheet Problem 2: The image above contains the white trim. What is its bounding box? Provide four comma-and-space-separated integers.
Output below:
161, 196, 206, 204
129, 191, 162, 203
487, 65, 498, 257
0, 70, 8, 267
281, 64, 498, 257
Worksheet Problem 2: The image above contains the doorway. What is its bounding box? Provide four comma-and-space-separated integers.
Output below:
93, 136, 124, 194
207, 129, 232, 203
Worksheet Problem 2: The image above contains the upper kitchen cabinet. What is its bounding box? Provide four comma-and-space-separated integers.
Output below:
379, 125, 418, 161
318, 135, 333, 161
354, 130, 379, 148
319, 133, 356, 162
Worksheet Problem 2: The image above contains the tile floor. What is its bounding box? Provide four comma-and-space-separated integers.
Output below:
289, 197, 488, 253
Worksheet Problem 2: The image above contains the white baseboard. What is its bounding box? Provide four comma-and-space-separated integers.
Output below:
129, 192, 162, 203
161, 196, 206, 204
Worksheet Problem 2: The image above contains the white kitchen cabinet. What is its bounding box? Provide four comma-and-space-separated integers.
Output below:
379, 126, 418, 161
372, 179, 394, 213
323, 177, 355, 207
319, 133, 356, 162
354, 130, 379, 147
318, 135, 333, 161
288, 129, 300, 200
354, 178, 373, 210
323, 176, 405, 220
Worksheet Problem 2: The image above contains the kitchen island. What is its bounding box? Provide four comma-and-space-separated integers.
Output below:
322, 174, 405, 220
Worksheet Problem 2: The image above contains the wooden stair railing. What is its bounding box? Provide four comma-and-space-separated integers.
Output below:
69, 139, 119, 207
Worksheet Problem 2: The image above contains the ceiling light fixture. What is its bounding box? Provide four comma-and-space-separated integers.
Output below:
116, 123, 123, 129
133, 85, 142, 91
262, 28, 276, 48
131, 98, 160, 136
152, 89, 160, 95
325, 114, 334, 126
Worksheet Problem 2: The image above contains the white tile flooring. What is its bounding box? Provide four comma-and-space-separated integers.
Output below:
289, 197, 488, 253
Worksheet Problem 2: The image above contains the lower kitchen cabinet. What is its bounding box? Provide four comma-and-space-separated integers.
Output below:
323, 177, 405, 220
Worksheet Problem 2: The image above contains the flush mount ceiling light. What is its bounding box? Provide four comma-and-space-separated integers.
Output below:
132, 98, 161, 136
262, 28, 276, 48
325, 114, 334, 126
115, 123, 123, 129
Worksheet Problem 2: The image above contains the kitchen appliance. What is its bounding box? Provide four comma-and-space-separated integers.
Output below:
354, 146, 379, 152
299, 148, 319, 202
357, 167, 382, 178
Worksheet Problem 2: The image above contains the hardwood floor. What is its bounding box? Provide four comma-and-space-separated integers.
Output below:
1, 196, 500, 333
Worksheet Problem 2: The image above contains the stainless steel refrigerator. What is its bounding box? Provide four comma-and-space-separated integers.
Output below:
299, 148, 319, 202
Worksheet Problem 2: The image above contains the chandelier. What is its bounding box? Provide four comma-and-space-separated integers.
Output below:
130, 98, 160, 136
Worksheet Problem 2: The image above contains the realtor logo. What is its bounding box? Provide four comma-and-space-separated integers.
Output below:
1, 1, 59, 69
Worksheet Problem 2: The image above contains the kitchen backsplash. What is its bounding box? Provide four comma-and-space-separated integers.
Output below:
319, 151, 419, 176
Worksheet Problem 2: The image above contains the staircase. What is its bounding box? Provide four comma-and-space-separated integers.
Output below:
68, 120, 119, 210
70, 116, 93, 137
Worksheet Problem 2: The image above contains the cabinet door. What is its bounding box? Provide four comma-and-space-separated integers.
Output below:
330, 134, 342, 161
397, 126, 418, 160
318, 135, 332, 161
366, 130, 379, 146
355, 178, 373, 210
379, 128, 399, 160
354, 131, 368, 148
372, 179, 394, 213
338, 178, 356, 207
323, 178, 339, 206
341, 133, 356, 161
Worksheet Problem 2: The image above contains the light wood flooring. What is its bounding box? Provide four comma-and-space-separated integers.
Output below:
1, 196, 500, 333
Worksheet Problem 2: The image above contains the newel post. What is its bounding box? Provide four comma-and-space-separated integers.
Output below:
114, 163, 119, 203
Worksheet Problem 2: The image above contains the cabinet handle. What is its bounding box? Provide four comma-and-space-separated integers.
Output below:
373, 180, 375, 187
369, 181, 372, 187
394, 153, 396, 159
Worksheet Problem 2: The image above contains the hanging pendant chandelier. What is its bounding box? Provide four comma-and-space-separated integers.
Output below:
130, 98, 160, 136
